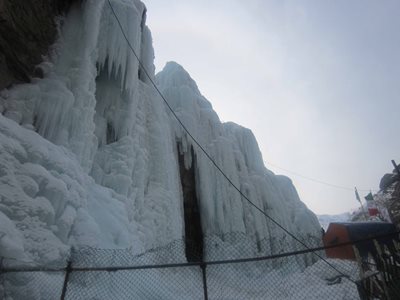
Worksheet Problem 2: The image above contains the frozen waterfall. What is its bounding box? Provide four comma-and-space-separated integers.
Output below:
0, 0, 321, 270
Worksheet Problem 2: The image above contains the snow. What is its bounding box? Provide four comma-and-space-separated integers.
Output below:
318, 212, 351, 230
1, 255, 360, 299
0, 211, 25, 260
0, 0, 341, 298
0, 115, 139, 266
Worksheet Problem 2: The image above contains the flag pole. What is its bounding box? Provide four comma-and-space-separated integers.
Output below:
354, 187, 368, 221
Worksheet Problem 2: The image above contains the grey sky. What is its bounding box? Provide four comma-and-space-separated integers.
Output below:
143, 0, 400, 214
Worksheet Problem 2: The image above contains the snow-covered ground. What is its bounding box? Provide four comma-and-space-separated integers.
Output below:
1, 256, 360, 300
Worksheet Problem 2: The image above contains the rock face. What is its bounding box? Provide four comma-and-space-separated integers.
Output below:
178, 145, 204, 262
377, 168, 400, 227
380, 173, 399, 191
0, 0, 76, 90
0, 0, 321, 270
352, 166, 400, 226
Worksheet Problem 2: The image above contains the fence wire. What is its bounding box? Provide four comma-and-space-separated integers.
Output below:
1, 232, 399, 300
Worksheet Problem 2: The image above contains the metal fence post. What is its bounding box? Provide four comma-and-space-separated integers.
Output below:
200, 262, 208, 300
60, 261, 72, 300
0, 257, 4, 300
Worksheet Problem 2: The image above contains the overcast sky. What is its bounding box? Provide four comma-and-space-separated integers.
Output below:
142, 0, 400, 215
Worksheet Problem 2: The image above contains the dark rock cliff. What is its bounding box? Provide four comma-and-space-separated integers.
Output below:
380, 168, 400, 227
0, 0, 77, 90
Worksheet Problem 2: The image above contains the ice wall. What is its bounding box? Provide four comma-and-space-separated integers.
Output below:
0, 0, 181, 266
0, 0, 321, 268
156, 62, 321, 259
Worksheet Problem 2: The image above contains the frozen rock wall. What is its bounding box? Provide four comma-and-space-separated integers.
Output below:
0, 0, 77, 90
0, 0, 321, 269
157, 62, 321, 263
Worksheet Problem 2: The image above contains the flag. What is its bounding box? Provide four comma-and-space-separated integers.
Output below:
364, 192, 374, 202
355, 187, 369, 220
364, 192, 379, 216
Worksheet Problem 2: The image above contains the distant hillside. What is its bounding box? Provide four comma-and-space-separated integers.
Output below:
318, 212, 351, 230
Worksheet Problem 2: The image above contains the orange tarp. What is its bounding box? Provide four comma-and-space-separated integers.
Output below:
323, 223, 356, 260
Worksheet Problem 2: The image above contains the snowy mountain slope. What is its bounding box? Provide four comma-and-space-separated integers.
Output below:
0, 0, 321, 269
317, 213, 351, 230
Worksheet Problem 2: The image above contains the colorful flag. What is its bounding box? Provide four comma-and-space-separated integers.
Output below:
364, 192, 374, 202
364, 192, 379, 216
355, 187, 368, 220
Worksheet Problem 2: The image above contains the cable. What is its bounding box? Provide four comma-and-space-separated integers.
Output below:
266, 161, 378, 192
106, 0, 356, 281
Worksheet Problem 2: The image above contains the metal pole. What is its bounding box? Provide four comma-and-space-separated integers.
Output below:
200, 263, 208, 300
355, 187, 368, 220
0, 257, 4, 300
60, 261, 72, 300
391, 160, 400, 175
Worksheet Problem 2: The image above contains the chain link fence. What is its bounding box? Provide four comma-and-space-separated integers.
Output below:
1, 232, 399, 300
